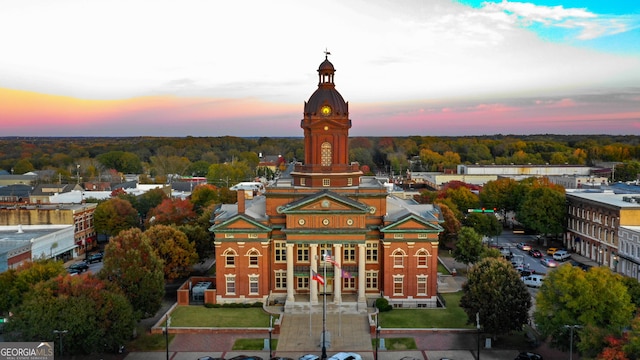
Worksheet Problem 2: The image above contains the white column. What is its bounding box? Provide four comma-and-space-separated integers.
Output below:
310, 244, 319, 305
333, 243, 342, 304
286, 243, 295, 302
358, 243, 366, 302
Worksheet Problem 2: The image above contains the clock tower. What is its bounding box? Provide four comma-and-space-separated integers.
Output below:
292, 52, 363, 187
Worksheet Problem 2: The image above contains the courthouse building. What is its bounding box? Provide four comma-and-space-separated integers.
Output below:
209, 55, 444, 311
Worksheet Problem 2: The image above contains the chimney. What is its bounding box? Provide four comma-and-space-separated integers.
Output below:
237, 189, 246, 214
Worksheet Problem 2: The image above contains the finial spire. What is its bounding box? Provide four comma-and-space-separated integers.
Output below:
324, 48, 331, 59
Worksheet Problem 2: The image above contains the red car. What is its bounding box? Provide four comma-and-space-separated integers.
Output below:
528, 249, 542, 258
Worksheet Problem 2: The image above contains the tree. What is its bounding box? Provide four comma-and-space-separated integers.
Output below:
5, 274, 135, 356
177, 223, 215, 261
206, 161, 253, 187
136, 187, 169, 220
94, 198, 139, 237
517, 186, 566, 238
146, 198, 197, 227
460, 257, 531, 337
453, 227, 484, 266
464, 212, 502, 239
143, 225, 198, 280
0, 259, 66, 312
190, 184, 220, 210
99, 228, 165, 320
12, 158, 35, 174
535, 265, 634, 357
436, 203, 461, 246
446, 186, 480, 215
96, 150, 143, 174
479, 178, 520, 212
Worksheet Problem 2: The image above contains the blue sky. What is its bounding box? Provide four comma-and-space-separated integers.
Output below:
1, 0, 639, 137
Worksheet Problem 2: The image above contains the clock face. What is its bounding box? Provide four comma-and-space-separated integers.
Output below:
321, 105, 332, 116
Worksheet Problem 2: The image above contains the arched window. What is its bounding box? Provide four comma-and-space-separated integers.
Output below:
246, 248, 261, 267
416, 249, 430, 267
321, 142, 332, 166
223, 249, 237, 267
392, 249, 405, 268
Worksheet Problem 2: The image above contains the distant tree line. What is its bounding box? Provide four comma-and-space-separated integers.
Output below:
1, 135, 640, 184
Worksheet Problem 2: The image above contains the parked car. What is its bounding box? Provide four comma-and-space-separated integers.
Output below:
522, 274, 545, 288
546, 247, 559, 255
87, 252, 104, 264
228, 356, 263, 360
198, 357, 225, 360
528, 249, 542, 258
519, 269, 535, 277
517, 242, 532, 251
514, 352, 543, 360
570, 260, 591, 272
299, 355, 319, 360
68, 261, 89, 273
327, 353, 362, 360
553, 250, 571, 262
540, 258, 558, 268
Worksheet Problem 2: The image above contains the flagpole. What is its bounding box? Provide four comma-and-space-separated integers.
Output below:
322, 251, 327, 360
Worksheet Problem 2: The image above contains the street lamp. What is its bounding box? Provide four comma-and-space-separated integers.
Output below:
268, 315, 273, 359
476, 312, 481, 360
375, 324, 381, 360
564, 325, 582, 360
164, 314, 171, 360
53, 329, 68, 357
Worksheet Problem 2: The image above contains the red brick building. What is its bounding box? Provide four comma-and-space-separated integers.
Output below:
210, 55, 444, 311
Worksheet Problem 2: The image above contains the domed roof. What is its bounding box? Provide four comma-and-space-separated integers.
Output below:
304, 87, 348, 115
304, 54, 348, 115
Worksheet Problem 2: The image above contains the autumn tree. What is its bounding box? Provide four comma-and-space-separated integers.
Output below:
446, 186, 480, 215
190, 184, 220, 210
146, 198, 197, 227
143, 225, 198, 280
94, 197, 139, 237
535, 265, 634, 357
436, 203, 461, 246
479, 178, 521, 213
453, 227, 484, 266
99, 228, 165, 320
5, 274, 135, 356
177, 223, 215, 261
460, 257, 531, 337
0, 259, 66, 312
206, 161, 253, 188
96, 150, 143, 174
136, 187, 169, 220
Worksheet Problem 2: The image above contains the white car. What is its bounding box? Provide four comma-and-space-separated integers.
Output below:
328, 353, 362, 360
522, 274, 545, 288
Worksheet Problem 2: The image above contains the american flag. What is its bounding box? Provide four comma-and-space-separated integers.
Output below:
325, 253, 340, 268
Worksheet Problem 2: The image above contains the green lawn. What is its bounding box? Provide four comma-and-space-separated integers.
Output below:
379, 292, 475, 329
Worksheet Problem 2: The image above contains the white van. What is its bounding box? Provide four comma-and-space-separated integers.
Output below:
553, 250, 570, 262
522, 274, 545, 288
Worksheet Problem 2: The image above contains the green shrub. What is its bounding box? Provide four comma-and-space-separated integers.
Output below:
252, 302, 263, 308
375, 297, 392, 312
204, 303, 216, 308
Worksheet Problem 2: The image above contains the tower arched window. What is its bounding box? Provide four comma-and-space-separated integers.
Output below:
321, 142, 332, 166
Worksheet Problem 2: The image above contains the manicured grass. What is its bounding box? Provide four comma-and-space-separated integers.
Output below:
372, 337, 416, 350
127, 326, 175, 351
233, 338, 278, 350
437, 263, 449, 274
379, 292, 475, 329
165, 306, 275, 327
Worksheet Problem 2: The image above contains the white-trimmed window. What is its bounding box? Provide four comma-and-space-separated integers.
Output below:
343, 244, 356, 262
344, 277, 355, 289
366, 271, 378, 290
418, 233, 427, 239
392, 249, 405, 268
275, 270, 287, 290
297, 244, 309, 262
394, 233, 404, 239
323, 178, 330, 187
274, 241, 286, 263
393, 275, 404, 296
297, 277, 309, 290
225, 274, 236, 295
223, 249, 237, 267
366, 242, 378, 262
416, 249, 429, 268
247, 249, 260, 267
301, 178, 306, 186
417, 275, 427, 296
321, 142, 332, 166
249, 275, 259, 295
347, 178, 353, 186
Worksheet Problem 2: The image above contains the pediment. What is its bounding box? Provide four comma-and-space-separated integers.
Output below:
209, 213, 271, 233
380, 214, 444, 233
278, 190, 370, 215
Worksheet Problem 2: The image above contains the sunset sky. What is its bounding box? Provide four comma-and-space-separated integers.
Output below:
1, 0, 639, 137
